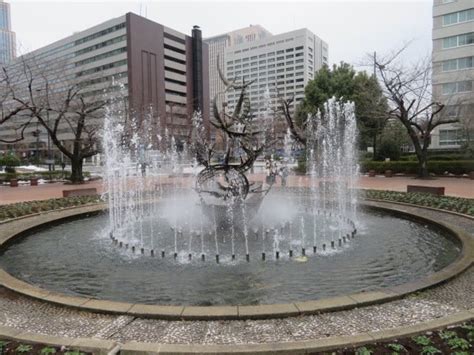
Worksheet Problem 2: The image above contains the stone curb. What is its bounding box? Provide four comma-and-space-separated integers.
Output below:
0, 310, 472, 354
0, 202, 472, 321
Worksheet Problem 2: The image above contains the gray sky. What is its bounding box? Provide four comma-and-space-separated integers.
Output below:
10, 0, 433, 69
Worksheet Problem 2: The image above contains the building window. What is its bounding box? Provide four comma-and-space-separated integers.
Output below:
259, 54, 266, 58
442, 80, 473, 94
439, 129, 464, 146
286, 48, 294, 52
443, 32, 474, 48
251, 56, 258, 60
442, 56, 473, 71
277, 50, 284, 54
286, 54, 294, 59
443, 9, 474, 26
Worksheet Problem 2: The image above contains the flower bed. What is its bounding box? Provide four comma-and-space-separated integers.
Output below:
362, 190, 474, 216
0, 196, 102, 222
0, 339, 91, 354
326, 321, 473, 355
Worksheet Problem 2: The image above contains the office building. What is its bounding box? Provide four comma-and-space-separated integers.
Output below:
0, 0, 16, 64
431, 0, 474, 150
224, 28, 328, 122
205, 25, 272, 111
0, 13, 210, 158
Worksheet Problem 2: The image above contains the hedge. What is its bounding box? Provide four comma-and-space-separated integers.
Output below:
0, 171, 91, 182
360, 160, 474, 175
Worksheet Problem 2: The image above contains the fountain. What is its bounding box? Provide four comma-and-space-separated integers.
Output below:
0, 77, 462, 309
101, 66, 360, 264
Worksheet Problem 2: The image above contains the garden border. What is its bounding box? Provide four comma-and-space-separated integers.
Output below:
0, 201, 472, 321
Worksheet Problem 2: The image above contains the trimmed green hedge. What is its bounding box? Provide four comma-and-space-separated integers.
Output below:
363, 189, 474, 216
0, 171, 91, 182
0, 196, 102, 221
360, 160, 474, 175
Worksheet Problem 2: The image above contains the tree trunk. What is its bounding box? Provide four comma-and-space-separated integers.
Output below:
372, 133, 377, 160
416, 150, 430, 179
69, 157, 84, 184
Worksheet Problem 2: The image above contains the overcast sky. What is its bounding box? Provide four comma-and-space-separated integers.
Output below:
10, 0, 433, 70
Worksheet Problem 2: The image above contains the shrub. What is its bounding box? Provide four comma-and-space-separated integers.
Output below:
375, 140, 401, 161
0, 170, 91, 182
360, 160, 474, 175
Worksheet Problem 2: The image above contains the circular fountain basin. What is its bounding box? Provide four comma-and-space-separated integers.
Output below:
0, 200, 462, 309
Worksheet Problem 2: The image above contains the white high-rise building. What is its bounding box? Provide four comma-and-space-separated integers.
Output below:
205, 25, 272, 116
224, 28, 328, 118
431, 0, 474, 150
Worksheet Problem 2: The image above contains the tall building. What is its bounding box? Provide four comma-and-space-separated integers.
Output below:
0, 13, 209, 158
224, 28, 328, 120
0, 0, 16, 64
431, 0, 474, 150
204, 25, 272, 111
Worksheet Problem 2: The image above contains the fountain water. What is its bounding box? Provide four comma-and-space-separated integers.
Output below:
102, 85, 358, 263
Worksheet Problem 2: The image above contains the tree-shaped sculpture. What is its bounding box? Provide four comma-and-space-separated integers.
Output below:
193, 58, 272, 210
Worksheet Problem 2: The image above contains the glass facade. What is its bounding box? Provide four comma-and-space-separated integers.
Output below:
0, 1, 15, 64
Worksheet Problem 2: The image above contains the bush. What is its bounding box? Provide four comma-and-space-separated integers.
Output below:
375, 140, 401, 161
0, 170, 91, 182
0, 153, 21, 167
360, 160, 474, 175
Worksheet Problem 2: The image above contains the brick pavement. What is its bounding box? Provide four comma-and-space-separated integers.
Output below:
0, 175, 473, 205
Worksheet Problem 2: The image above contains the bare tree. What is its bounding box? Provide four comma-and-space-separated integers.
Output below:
371, 47, 459, 178
0, 54, 121, 183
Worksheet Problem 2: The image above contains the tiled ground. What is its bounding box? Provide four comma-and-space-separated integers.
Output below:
0, 202, 472, 345
1, 175, 473, 205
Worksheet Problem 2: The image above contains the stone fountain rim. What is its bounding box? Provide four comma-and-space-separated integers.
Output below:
0, 201, 472, 321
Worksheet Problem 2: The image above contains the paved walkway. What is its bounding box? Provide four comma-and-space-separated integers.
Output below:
0, 203, 472, 348
1, 175, 473, 205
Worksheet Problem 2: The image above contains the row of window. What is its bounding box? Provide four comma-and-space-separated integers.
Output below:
75, 23, 126, 46
442, 56, 473, 71
78, 71, 127, 88
75, 47, 126, 67
228, 59, 306, 73
442, 32, 474, 49
75, 34, 126, 57
163, 32, 186, 45
76, 59, 127, 77
439, 129, 464, 146
442, 80, 472, 94
227, 85, 304, 99
442, 8, 474, 26
227, 48, 305, 65
232, 38, 298, 54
